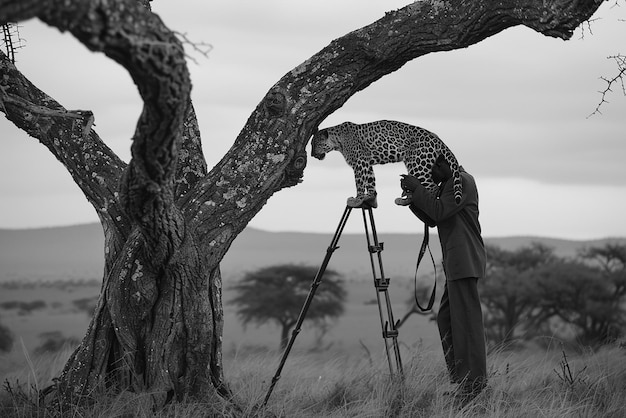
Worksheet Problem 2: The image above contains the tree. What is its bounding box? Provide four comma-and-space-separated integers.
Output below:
579, 243, 626, 301
481, 243, 555, 346
230, 264, 346, 350
0, 0, 605, 409
483, 243, 626, 348
532, 260, 622, 347
576, 243, 626, 343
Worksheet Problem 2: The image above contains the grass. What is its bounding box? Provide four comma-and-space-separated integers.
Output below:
2, 342, 626, 417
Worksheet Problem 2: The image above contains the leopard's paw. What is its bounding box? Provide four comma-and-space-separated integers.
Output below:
347, 194, 378, 208
394, 196, 411, 206
347, 197, 363, 208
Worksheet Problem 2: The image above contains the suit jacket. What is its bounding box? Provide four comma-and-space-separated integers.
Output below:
409, 169, 486, 281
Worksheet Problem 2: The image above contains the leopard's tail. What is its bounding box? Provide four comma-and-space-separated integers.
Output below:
447, 156, 462, 204
438, 148, 462, 204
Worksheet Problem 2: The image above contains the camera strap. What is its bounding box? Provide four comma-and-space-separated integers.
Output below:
414, 222, 437, 312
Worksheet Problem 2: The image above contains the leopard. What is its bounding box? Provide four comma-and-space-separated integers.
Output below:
310, 120, 462, 208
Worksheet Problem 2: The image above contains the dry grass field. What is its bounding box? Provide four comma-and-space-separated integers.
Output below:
2, 336, 626, 417
2, 279, 626, 417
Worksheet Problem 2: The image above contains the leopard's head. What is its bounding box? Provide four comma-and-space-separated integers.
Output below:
311, 128, 337, 160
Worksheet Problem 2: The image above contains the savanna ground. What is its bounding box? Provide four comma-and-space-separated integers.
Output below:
1, 279, 625, 417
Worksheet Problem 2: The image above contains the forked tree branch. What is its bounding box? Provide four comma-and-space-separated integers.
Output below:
590, 54, 626, 117
0, 50, 129, 230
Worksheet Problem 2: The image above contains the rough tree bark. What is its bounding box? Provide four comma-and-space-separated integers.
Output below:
0, 0, 603, 410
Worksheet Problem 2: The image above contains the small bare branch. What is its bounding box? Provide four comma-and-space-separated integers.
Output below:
173, 31, 212, 65
589, 54, 626, 117
578, 17, 599, 40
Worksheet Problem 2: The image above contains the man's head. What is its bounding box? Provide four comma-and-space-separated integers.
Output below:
431, 154, 453, 184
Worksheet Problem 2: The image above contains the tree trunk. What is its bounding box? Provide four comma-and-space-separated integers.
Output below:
0, 0, 604, 410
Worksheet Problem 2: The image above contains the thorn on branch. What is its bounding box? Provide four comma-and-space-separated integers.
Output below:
588, 54, 626, 118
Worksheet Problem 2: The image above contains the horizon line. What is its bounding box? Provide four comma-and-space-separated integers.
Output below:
1, 221, 625, 242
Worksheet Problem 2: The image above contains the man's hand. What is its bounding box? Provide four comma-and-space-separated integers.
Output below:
400, 174, 420, 192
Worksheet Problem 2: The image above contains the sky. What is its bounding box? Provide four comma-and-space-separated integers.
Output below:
0, 1, 625, 239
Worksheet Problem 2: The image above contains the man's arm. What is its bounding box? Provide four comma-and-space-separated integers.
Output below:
403, 175, 469, 222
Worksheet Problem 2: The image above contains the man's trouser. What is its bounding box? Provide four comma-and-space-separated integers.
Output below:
436, 278, 487, 391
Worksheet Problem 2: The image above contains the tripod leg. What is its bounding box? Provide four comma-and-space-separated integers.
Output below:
368, 208, 404, 376
263, 206, 352, 406
362, 208, 404, 377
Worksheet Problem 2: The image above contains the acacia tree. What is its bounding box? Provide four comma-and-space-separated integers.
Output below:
532, 260, 615, 346
481, 243, 555, 346
0, 0, 605, 409
579, 243, 626, 300
577, 243, 626, 343
231, 264, 346, 350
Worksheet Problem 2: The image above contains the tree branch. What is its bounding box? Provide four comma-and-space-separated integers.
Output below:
0, 50, 128, 230
185, 0, 604, 259
589, 54, 626, 117
1, 0, 192, 263
174, 104, 208, 201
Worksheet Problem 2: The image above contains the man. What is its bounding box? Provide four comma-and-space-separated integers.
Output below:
400, 154, 487, 405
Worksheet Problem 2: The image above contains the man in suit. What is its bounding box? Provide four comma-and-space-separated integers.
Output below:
400, 154, 487, 405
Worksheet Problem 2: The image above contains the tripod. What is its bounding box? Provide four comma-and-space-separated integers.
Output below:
263, 204, 403, 406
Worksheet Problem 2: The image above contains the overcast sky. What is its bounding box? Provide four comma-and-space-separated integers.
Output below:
1, 1, 625, 239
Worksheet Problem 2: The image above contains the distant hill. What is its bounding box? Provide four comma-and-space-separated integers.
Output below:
0, 223, 105, 282
1, 223, 624, 283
